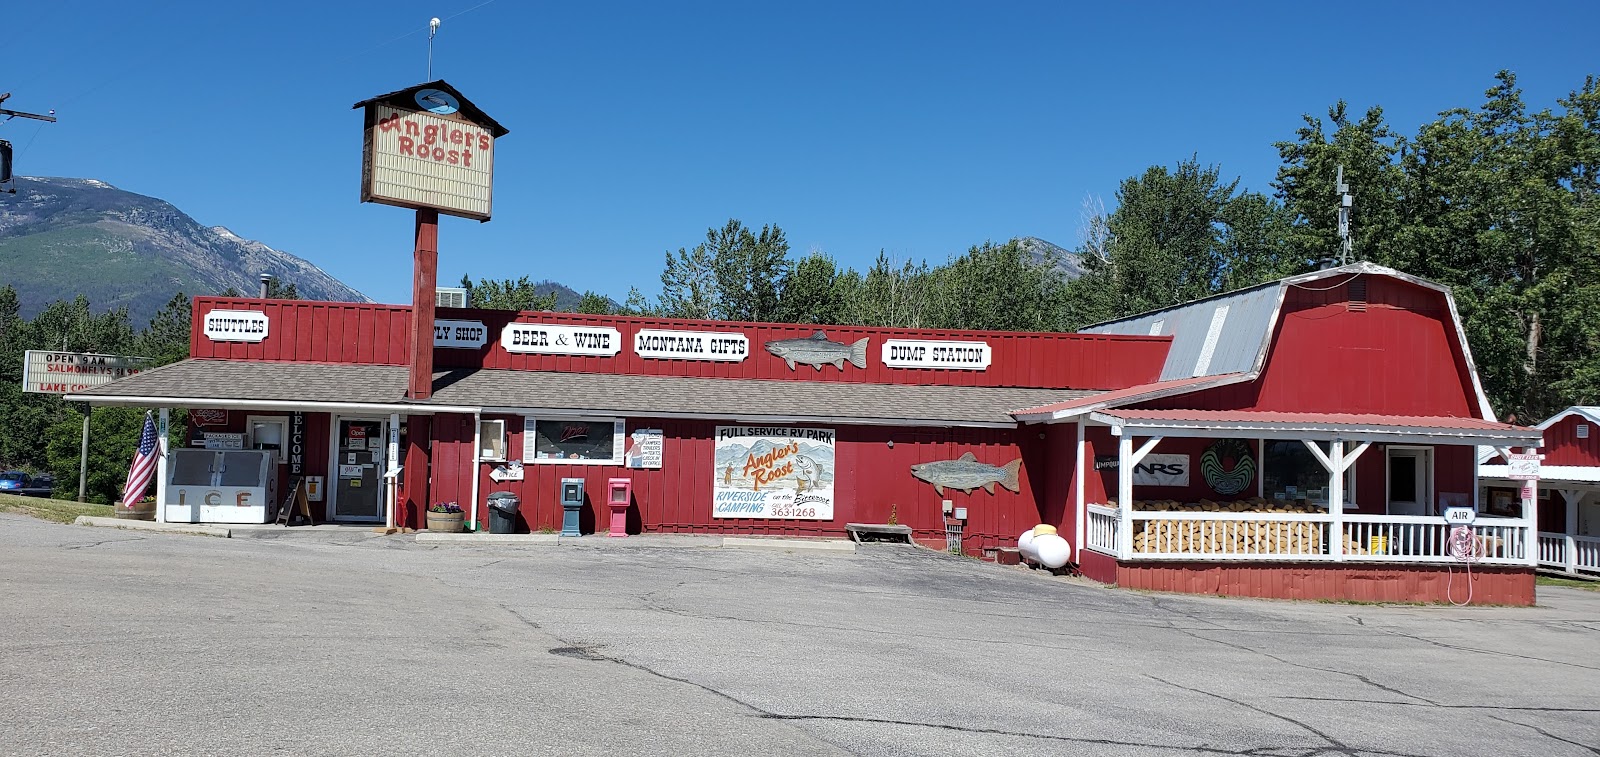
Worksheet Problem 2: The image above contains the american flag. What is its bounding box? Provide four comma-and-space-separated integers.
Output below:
120, 411, 159, 509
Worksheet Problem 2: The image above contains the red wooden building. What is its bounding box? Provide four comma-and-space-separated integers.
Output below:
71, 262, 1547, 604
1478, 407, 1600, 578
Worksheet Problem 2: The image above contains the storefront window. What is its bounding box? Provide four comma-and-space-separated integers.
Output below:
1262, 440, 1355, 507
524, 417, 624, 465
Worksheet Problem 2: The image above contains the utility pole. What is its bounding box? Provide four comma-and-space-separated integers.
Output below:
1335, 164, 1354, 266
0, 92, 58, 193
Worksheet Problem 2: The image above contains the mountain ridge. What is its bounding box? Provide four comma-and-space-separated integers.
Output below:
0, 176, 371, 324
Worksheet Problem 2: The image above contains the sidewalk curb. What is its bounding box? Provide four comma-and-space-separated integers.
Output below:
73, 516, 231, 538
416, 532, 560, 544
723, 537, 857, 554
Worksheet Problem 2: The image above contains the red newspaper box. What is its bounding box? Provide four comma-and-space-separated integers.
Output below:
607, 478, 631, 537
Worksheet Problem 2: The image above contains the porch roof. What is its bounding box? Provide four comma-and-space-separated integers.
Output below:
1480, 464, 1600, 484
65, 359, 1090, 428
1088, 408, 1544, 446
1010, 373, 1250, 423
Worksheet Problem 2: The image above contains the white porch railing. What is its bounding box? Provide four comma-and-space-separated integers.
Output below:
1088, 507, 1532, 566
1538, 532, 1600, 576
1342, 515, 1525, 564
1086, 504, 1120, 556
1127, 511, 1335, 560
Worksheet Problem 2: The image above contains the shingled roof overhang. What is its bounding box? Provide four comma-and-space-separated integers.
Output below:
67, 359, 1093, 428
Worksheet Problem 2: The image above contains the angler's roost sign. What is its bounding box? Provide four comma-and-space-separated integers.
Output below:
355, 81, 510, 221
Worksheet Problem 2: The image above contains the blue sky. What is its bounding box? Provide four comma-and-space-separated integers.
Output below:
7, 1, 1597, 306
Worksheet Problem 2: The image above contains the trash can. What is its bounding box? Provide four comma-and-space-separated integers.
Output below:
487, 491, 520, 534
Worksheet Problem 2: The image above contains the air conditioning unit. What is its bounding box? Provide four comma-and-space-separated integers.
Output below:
435, 287, 468, 308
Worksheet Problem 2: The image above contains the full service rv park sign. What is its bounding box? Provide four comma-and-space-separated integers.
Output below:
713, 426, 836, 520
23, 351, 150, 394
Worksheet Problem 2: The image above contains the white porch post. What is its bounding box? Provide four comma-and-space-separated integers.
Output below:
1328, 440, 1344, 560
1117, 430, 1132, 560
1115, 430, 1163, 560
1560, 489, 1583, 574
385, 412, 401, 531
1075, 422, 1086, 562
155, 408, 170, 524
1523, 446, 1540, 568
1302, 439, 1369, 561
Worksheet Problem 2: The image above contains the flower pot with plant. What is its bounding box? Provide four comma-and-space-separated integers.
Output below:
426, 502, 464, 532
115, 495, 157, 521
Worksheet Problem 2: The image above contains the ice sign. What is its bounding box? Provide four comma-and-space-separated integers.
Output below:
1443, 507, 1477, 526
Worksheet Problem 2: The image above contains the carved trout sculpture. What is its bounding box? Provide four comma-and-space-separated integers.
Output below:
764, 331, 869, 371
910, 452, 1023, 495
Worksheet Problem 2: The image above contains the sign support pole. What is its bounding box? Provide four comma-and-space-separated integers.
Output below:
409, 208, 439, 400
77, 412, 89, 502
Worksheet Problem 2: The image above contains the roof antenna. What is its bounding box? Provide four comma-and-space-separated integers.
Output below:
1335, 164, 1354, 266
427, 17, 441, 80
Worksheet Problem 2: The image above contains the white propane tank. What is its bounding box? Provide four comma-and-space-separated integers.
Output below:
1018, 529, 1039, 561
1033, 533, 1072, 568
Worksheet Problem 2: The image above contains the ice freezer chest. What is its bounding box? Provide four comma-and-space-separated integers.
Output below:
164, 449, 279, 523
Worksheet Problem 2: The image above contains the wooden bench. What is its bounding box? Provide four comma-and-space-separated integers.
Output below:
845, 523, 913, 544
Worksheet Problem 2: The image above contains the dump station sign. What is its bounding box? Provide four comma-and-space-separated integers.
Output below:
23, 351, 150, 394
713, 426, 835, 520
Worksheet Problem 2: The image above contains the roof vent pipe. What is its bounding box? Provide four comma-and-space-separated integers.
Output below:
259, 273, 273, 298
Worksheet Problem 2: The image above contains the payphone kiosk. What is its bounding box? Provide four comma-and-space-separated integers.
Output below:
560, 478, 585, 537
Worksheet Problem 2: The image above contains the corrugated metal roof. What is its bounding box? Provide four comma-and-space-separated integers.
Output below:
70, 359, 1090, 427
1079, 283, 1285, 381
1098, 409, 1528, 431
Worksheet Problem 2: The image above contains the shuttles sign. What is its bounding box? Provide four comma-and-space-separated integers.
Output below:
204, 310, 269, 343
881, 339, 991, 370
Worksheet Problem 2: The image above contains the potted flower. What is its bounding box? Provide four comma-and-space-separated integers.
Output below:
115, 494, 158, 521
426, 501, 464, 533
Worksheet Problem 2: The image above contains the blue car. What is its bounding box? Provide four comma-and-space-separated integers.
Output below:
0, 471, 52, 497
0, 471, 29, 491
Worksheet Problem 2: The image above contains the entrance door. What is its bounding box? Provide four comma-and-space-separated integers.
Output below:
331, 418, 385, 521
1386, 447, 1432, 516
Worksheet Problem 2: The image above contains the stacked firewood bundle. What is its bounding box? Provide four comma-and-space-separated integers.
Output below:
1102, 498, 1366, 556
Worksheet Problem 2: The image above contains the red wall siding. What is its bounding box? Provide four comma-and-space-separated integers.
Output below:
1537, 414, 1600, 467
428, 416, 1051, 553
1143, 276, 1480, 416
1114, 562, 1534, 606
192, 298, 413, 365
190, 298, 1169, 390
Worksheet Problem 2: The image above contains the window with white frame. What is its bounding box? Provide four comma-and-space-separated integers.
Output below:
523, 417, 625, 465
1262, 440, 1356, 508
478, 419, 507, 461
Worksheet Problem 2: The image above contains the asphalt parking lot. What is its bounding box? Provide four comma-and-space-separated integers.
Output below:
2, 513, 1597, 756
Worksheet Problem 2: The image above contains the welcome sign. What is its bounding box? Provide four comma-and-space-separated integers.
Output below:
712, 426, 835, 520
